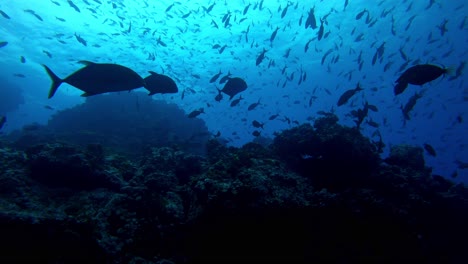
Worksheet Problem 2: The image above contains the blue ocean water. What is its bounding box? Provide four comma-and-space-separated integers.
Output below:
0, 0, 467, 182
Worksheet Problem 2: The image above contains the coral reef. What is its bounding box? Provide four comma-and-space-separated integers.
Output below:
6, 92, 210, 156
0, 115, 467, 263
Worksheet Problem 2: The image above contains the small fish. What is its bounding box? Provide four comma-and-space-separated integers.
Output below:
0, 41, 8, 48
215, 88, 223, 102
43, 50, 52, 58
219, 71, 232, 84
317, 18, 325, 40
44, 105, 55, 110
337, 83, 363, 106
20, 56, 26, 63
248, 98, 261, 111
401, 92, 423, 120
256, 48, 267, 66
356, 9, 368, 20
188, 108, 204, 118
423, 143, 436, 156
243, 4, 251, 15
210, 70, 223, 83
68, 0, 81, 12
270, 27, 279, 43
269, 114, 280, 120
252, 130, 261, 137
230, 95, 243, 107
14, 73, 26, 78
0, 10, 11, 19
74, 33, 87, 46
156, 36, 167, 47
252, 120, 264, 129
0, 115, 6, 130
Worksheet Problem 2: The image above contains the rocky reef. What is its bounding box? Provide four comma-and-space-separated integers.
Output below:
5, 92, 210, 156
0, 114, 467, 263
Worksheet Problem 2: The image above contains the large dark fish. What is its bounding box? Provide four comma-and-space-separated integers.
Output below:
337, 83, 363, 106
43, 61, 145, 98
221, 77, 247, 100
394, 64, 448, 95
144, 71, 178, 95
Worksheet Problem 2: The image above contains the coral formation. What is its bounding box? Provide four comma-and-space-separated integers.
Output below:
0, 115, 467, 263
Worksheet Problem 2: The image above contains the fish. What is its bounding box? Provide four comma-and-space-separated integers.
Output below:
0, 10, 10, 19
74, 33, 87, 46
68, 0, 81, 12
230, 95, 243, 107
215, 88, 223, 102
42, 50, 54, 58
401, 92, 423, 120
156, 36, 167, 47
188, 108, 204, 118
281, 3, 290, 18
42, 61, 145, 98
423, 143, 436, 156
0, 41, 8, 48
210, 70, 223, 83
248, 98, 261, 111
252, 120, 264, 129
448, 61, 466, 81
181, 11, 191, 19
44, 105, 55, 110
269, 114, 280, 120
144, 71, 178, 95
394, 64, 449, 95
256, 48, 267, 66
221, 77, 247, 100
243, 4, 251, 15
252, 130, 261, 137
20, 56, 26, 63
219, 71, 232, 84
204, 3, 215, 13
0, 115, 6, 130
317, 18, 325, 40
356, 9, 368, 20
337, 83, 363, 106
24, 10, 43, 21
270, 27, 279, 43
305, 7, 317, 29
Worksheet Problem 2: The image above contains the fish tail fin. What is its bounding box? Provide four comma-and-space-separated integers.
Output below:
444, 66, 454, 76
42, 64, 63, 99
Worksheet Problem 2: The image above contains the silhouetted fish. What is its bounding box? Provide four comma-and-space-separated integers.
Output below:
337, 83, 363, 106
221, 77, 247, 100
395, 64, 448, 95
43, 61, 145, 98
0, 115, 6, 130
144, 71, 178, 95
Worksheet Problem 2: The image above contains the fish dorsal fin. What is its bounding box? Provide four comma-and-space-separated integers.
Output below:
148, 71, 159, 75
77, 60, 96, 66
